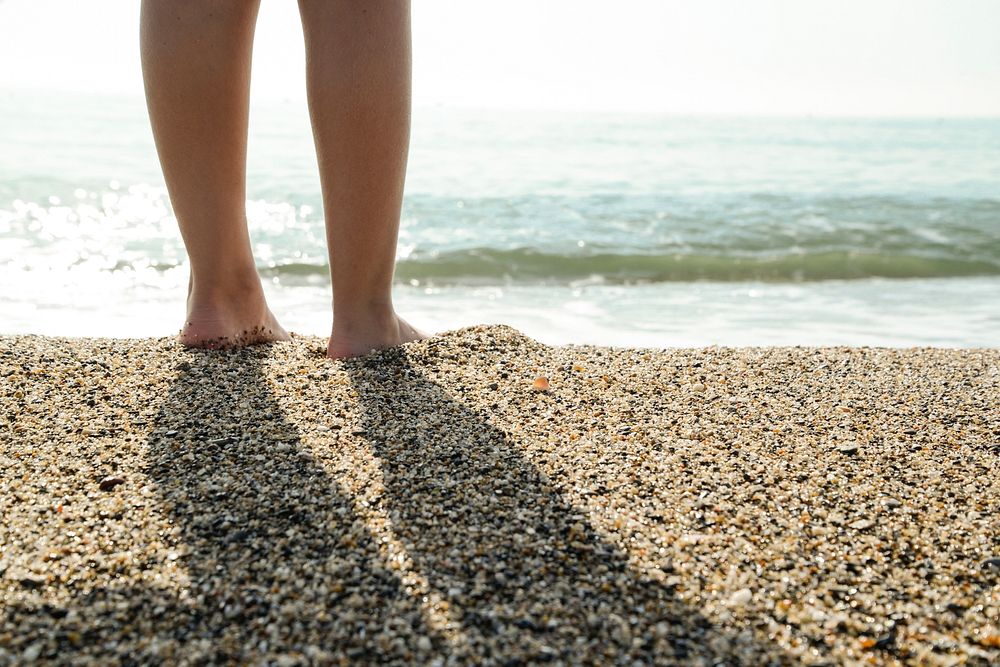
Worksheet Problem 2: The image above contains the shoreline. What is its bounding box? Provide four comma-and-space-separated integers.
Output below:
3, 326, 998, 664
5, 276, 1000, 350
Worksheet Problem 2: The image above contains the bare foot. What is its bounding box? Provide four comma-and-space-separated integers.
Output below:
327, 311, 427, 359
180, 283, 290, 350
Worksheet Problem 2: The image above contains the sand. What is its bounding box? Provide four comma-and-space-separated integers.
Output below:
1, 325, 998, 666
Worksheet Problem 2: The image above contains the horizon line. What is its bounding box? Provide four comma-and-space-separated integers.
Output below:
3, 85, 1000, 122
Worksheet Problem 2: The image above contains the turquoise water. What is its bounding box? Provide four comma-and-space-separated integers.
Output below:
1, 89, 998, 346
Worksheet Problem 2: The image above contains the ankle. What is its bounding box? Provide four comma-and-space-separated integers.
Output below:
188, 270, 265, 309
332, 299, 396, 327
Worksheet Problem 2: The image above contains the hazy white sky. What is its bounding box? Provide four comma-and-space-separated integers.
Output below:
0, 0, 998, 116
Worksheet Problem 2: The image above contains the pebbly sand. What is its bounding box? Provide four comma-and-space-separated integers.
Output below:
1, 325, 998, 666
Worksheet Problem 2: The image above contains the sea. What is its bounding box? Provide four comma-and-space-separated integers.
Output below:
2, 89, 998, 348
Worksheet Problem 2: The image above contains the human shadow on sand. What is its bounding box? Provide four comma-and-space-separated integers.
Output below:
340, 344, 791, 665
131, 346, 430, 663
6, 341, 795, 664
11, 346, 427, 664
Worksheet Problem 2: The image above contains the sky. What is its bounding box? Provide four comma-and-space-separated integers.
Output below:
0, 0, 999, 116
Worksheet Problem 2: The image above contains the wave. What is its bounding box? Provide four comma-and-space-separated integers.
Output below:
5, 186, 999, 286
256, 248, 1000, 286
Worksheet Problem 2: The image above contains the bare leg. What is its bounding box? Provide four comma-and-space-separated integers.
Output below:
141, 0, 288, 349
298, 0, 427, 358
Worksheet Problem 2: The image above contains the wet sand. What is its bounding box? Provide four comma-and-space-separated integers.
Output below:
2, 325, 998, 665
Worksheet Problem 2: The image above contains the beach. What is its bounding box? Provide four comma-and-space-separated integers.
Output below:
2, 325, 998, 665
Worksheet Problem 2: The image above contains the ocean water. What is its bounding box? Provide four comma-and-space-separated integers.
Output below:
1, 88, 998, 347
